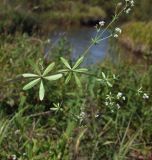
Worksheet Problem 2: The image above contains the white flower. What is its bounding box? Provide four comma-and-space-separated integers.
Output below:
12, 155, 17, 160
125, 8, 131, 14
143, 93, 149, 99
115, 27, 122, 34
114, 34, 119, 38
130, 0, 134, 6
117, 92, 123, 99
122, 96, 126, 101
95, 114, 99, 118
99, 21, 105, 26
111, 109, 114, 113
23, 153, 27, 156
105, 102, 108, 106
117, 103, 121, 109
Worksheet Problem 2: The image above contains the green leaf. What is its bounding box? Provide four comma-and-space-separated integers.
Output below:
65, 73, 72, 84
107, 81, 112, 87
50, 107, 58, 111
74, 68, 88, 73
42, 62, 55, 76
44, 74, 62, 81
58, 69, 69, 73
23, 78, 40, 90
60, 57, 71, 69
22, 73, 39, 78
74, 73, 81, 88
73, 56, 84, 69
96, 78, 102, 82
102, 72, 106, 79
39, 80, 45, 101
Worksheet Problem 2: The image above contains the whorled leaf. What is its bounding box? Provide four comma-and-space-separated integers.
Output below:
22, 73, 39, 78
65, 73, 72, 84
58, 69, 70, 73
39, 80, 45, 101
42, 62, 55, 76
102, 72, 106, 79
44, 74, 63, 81
73, 56, 84, 69
60, 57, 71, 69
74, 73, 81, 88
74, 68, 88, 73
23, 78, 40, 90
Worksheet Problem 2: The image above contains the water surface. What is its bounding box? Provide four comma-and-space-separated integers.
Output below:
47, 27, 110, 65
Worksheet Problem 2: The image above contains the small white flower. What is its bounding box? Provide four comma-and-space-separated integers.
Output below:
117, 92, 123, 99
111, 110, 114, 113
99, 21, 105, 26
80, 111, 85, 117
95, 114, 99, 118
125, 8, 131, 14
116, 103, 121, 109
114, 34, 119, 38
130, 0, 134, 6
12, 155, 17, 160
23, 153, 27, 156
143, 93, 149, 99
115, 27, 122, 34
122, 96, 126, 101
105, 102, 109, 106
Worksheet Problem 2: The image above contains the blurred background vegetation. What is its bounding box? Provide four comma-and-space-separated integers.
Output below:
0, 0, 152, 159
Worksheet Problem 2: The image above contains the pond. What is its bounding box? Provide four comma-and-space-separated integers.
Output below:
46, 27, 142, 65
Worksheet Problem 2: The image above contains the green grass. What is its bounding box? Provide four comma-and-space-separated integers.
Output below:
121, 21, 152, 54
0, 34, 152, 159
41, 2, 106, 25
0, 1, 106, 34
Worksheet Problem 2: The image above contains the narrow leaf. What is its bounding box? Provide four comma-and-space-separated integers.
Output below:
65, 73, 72, 84
73, 56, 84, 69
107, 81, 112, 87
43, 62, 55, 76
23, 78, 40, 90
58, 69, 69, 73
44, 74, 62, 81
74, 73, 81, 88
74, 68, 88, 73
22, 73, 39, 78
60, 57, 71, 69
50, 107, 58, 111
102, 72, 106, 79
39, 81, 45, 101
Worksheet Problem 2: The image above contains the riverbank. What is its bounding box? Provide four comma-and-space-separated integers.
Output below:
0, 1, 106, 35
120, 21, 152, 56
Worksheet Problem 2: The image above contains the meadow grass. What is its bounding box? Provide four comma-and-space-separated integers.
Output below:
0, 34, 152, 159
121, 21, 152, 55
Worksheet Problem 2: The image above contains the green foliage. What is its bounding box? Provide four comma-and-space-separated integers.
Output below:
0, 33, 152, 159
23, 61, 62, 101
121, 21, 152, 55
0, 1, 152, 159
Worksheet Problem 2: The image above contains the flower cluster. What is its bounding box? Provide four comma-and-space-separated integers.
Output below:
125, 0, 134, 14
114, 27, 122, 38
105, 91, 126, 112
